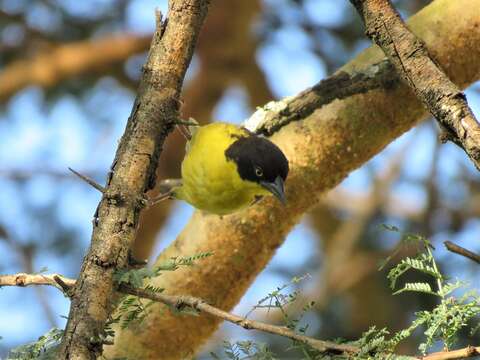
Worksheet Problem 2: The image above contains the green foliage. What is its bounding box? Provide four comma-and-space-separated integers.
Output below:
113, 251, 214, 288
356, 327, 390, 356
213, 276, 322, 359
245, 274, 311, 319
114, 267, 160, 288
7, 328, 63, 360
211, 341, 276, 360
387, 254, 441, 291
109, 252, 213, 333
9, 231, 480, 360
382, 230, 480, 354
156, 251, 214, 271
117, 295, 157, 329
213, 229, 480, 360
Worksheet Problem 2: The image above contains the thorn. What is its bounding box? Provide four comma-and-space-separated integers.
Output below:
69, 167, 106, 193
92, 204, 100, 227
155, 9, 163, 29
147, 191, 173, 207
107, 159, 117, 186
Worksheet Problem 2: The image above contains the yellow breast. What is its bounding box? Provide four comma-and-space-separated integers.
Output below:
175, 122, 268, 215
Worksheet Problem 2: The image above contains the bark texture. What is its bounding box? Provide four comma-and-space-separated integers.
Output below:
57, 1, 209, 359
132, 0, 269, 260
350, 0, 480, 170
106, 0, 480, 359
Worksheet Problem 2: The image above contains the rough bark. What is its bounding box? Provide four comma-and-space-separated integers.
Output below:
57, 1, 209, 359
132, 0, 269, 259
105, 0, 480, 359
350, 0, 480, 170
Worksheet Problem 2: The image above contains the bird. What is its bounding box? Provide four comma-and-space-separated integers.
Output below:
164, 121, 289, 215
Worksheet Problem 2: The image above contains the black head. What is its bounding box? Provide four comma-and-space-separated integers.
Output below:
225, 134, 289, 204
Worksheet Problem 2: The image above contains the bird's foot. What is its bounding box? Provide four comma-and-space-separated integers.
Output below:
140, 191, 174, 208
174, 117, 199, 127
174, 117, 199, 141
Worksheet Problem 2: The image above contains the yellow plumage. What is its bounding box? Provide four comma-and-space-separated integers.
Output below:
174, 122, 270, 215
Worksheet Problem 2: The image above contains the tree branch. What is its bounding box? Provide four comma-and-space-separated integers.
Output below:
3, 272, 479, 360
349, 0, 480, 170
0, 273, 357, 355
0, 273, 75, 292
105, 1, 480, 358
444, 241, 480, 265
248, 60, 398, 136
57, 1, 210, 359
0, 34, 151, 103
118, 284, 358, 355
2, 273, 358, 355
422, 346, 480, 360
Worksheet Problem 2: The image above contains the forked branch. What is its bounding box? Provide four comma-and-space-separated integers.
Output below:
350, 0, 480, 170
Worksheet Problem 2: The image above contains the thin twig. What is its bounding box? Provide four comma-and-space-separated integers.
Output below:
3, 272, 479, 360
0, 272, 356, 354
349, 0, 480, 170
58, 2, 211, 358
117, 283, 359, 355
0, 273, 75, 293
421, 345, 480, 360
444, 241, 480, 265
68, 167, 106, 193
54, 275, 76, 296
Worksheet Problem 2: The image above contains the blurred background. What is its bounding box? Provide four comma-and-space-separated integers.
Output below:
1, 0, 480, 358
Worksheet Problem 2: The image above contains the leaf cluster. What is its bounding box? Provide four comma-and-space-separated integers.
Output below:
213, 275, 320, 359
382, 230, 480, 354
211, 341, 276, 360
213, 229, 480, 360
109, 252, 213, 333
7, 328, 63, 360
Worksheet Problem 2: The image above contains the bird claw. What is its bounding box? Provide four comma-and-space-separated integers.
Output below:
175, 117, 199, 140
174, 117, 199, 127
141, 191, 173, 208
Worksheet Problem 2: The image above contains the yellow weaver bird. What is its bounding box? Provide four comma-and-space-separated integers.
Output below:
162, 122, 289, 215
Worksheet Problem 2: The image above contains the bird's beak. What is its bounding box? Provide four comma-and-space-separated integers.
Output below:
261, 176, 286, 205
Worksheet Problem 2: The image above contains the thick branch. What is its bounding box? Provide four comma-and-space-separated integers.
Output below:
0, 34, 150, 103
349, 0, 480, 170
250, 60, 398, 136
132, 0, 270, 260
107, 1, 480, 358
57, 2, 209, 359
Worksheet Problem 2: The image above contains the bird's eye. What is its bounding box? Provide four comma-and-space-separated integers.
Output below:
255, 166, 263, 177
